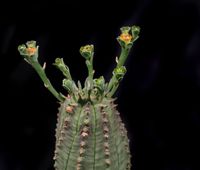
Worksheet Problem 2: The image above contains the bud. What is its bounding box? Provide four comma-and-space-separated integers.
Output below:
79, 45, 94, 60
26, 40, 36, 48
120, 26, 131, 34
53, 58, 72, 80
131, 25, 140, 40
18, 44, 27, 56
113, 66, 127, 81
54, 58, 65, 67
63, 79, 77, 93
93, 76, 105, 90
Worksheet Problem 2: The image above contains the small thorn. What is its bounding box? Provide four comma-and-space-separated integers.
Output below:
118, 118, 122, 123
64, 117, 70, 123
104, 133, 109, 139
104, 142, 109, 148
44, 83, 49, 88
61, 130, 65, 135
53, 164, 57, 168
124, 143, 129, 147
105, 149, 110, 156
115, 56, 119, 63
102, 111, 107, 115
121, 133, 126, 137
56, 143, 62, 148
53, 155, 57, 160
76, 163, 81, 170
66, 106, 74, 113
79, 148, 85, 155
105, 159, 111, 166
85, 111, 90, 115
59, 137, 64, 142
66, 94, 71, 99
115, 112, 120, 115
24, 58, 31, 64
77, 156, 83, 163
42, 62, 46, 70
81, 132, 89, 137
102, 118, 108, 123
82, 126, 89, 132
103, 126, 109, 132
85, 107, 90, 112
127, 162, 131, 169
112, 104, 118, 108
80, 141, 86, 147
63, 125, 68, 129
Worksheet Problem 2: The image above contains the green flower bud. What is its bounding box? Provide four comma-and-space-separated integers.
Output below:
26, 40, 36, 48
120, 26, 131, 34
93, 76, 105, 91
94, 76, 105, 86
131, 25, 140, 41
79, 44, 94, 60
53, 58, 72, 80
18, 44, 27, 56
54, 58, 65, 68
113, 66, 127, 81
63, 79, 77, 93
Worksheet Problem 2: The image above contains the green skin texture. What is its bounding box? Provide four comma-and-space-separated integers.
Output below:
18, 25, 140, 170
54, 97, 130, 170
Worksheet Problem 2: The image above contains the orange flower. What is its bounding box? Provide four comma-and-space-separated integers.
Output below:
26, 47, 37, 56
119, 33, 133, 44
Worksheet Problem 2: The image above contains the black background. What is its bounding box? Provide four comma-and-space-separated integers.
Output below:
0, 0, 200, 169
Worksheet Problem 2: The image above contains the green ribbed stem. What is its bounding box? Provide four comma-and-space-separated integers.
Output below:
54, 97, 131, 170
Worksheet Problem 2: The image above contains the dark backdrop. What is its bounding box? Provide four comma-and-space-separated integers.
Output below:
0, 0, 200, 169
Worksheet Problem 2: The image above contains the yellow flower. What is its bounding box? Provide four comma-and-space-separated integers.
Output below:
119, 33, 133, 44
26, 47, 37, 56
81, 45, 93, 53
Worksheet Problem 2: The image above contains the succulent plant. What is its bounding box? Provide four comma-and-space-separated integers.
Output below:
18, 25, 140, 170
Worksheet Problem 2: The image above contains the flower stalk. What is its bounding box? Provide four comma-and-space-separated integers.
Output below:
18, 41, 65, 102
80, 44, 95, 89
106, 25, 140, 97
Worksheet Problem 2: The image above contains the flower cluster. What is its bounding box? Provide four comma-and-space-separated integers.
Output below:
18, 40, 37, 57
117, 25, 140, 48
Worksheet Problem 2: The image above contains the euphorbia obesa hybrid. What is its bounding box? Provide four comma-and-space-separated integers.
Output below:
18, 25, 140, 170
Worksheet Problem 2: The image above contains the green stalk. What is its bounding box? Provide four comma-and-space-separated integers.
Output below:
106, 25, 140, 97
107, 47, 130, 97
31, 61, 64, 102
86, 56, 94, 83
117, 47, 131, 67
